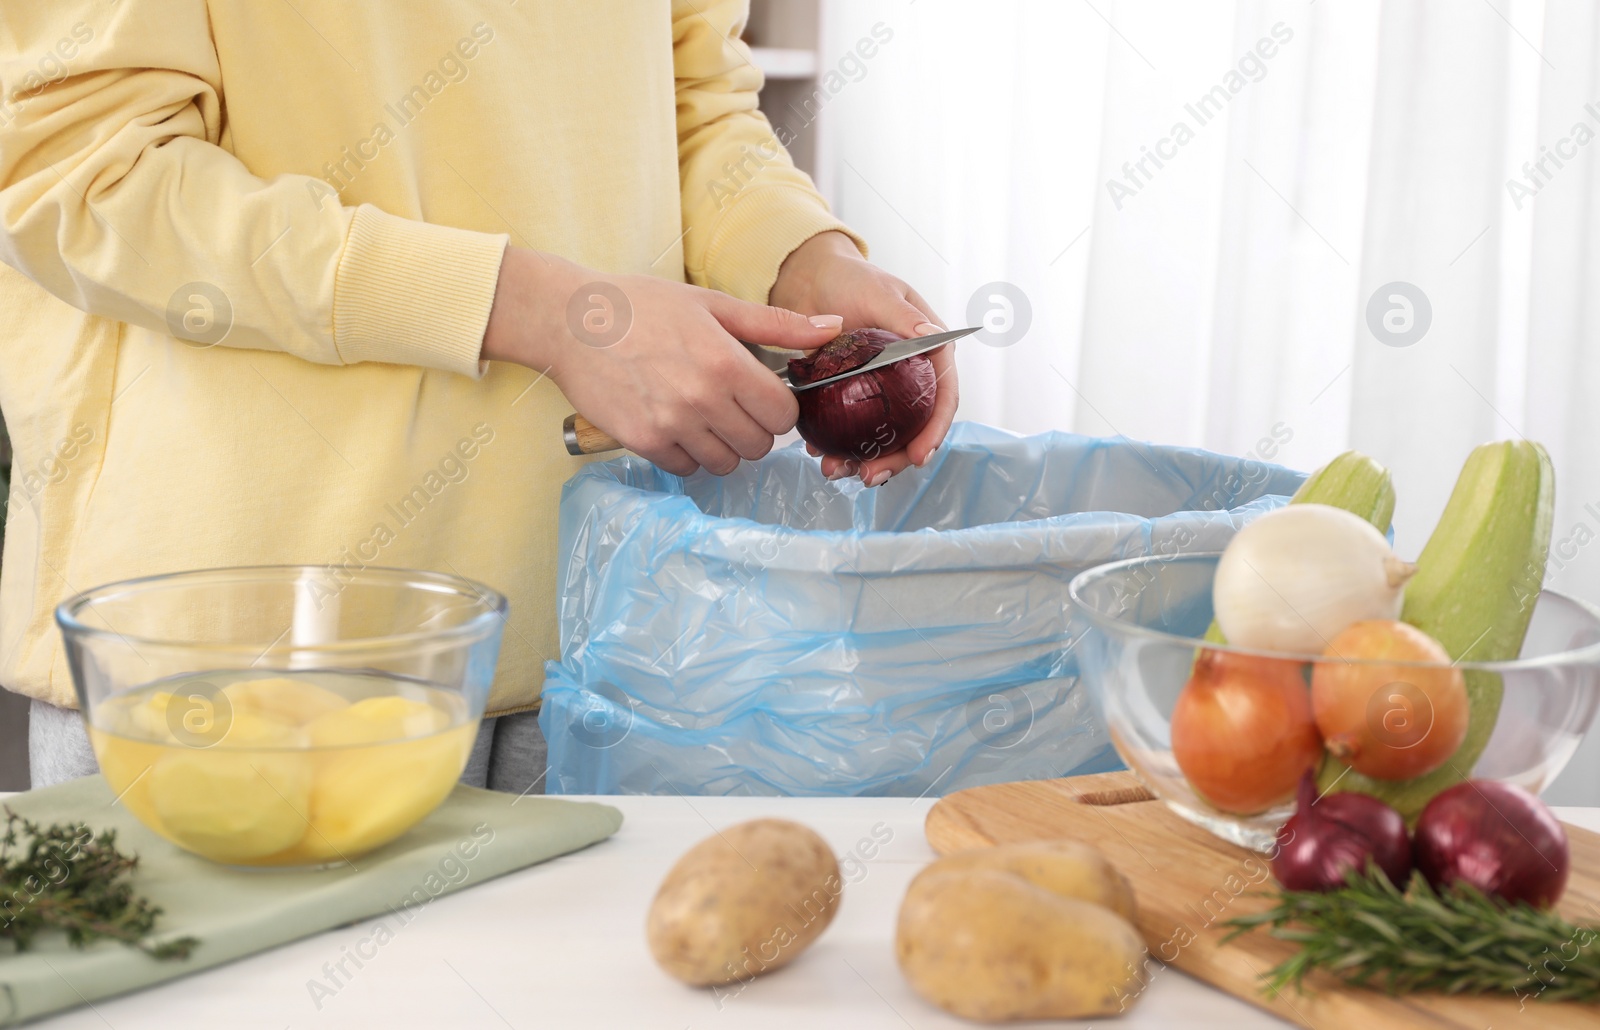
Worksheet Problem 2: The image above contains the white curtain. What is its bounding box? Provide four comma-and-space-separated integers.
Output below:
816, 0, 1599, 803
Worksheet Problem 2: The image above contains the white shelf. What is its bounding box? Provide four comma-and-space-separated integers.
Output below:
747, 0, 823, 178
751, 46, 818, 80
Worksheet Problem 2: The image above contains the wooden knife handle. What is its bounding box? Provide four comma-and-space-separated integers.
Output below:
563, 413, 623, 455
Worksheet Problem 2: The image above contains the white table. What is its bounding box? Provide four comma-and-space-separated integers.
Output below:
13, 795, 1600, 1030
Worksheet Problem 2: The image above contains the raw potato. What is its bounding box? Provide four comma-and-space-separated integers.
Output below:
914, 840, 1137, 923
306, 696, 447, 747
92, 679, 472, 866
299, 723, 475, 861
148, 711, 313, 863
123, 691, 179, 741
647, 819, 841, 987
292, 695, 464, 859
224, 677, 349, 725
896, 868, 1147, 1022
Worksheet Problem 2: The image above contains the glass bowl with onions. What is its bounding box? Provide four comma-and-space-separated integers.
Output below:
1068, 552, 1600, 852
57, 566, 506, 867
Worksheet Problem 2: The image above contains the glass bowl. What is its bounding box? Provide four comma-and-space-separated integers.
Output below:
1069, 553, 1600, 851
57, 566, 507, 867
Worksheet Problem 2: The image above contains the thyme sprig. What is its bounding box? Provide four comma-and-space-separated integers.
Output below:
1, 808, 196, 960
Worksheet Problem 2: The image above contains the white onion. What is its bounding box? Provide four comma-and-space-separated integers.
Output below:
1214, 504, 1416, 654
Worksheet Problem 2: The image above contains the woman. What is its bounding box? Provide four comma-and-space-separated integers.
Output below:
0, 1, 955, 790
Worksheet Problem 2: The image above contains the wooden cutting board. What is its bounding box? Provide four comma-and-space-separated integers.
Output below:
924, 771, 1600, 1028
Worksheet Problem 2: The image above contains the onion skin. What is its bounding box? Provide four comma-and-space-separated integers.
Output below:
1171, 650, 1324, 815
790, 329, 937, 462
1273, 773, 1411, 891
1414, 780, 1570, 908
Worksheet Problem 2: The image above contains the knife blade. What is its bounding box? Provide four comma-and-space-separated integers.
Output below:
746, 326, 978, 392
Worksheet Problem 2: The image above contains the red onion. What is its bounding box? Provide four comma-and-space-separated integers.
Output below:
1272, 773, 1412, 891
1414, 780, 1570, 908
789, 329, 936, 462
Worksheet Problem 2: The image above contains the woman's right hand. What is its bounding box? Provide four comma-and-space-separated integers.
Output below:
483, 246, 843, 476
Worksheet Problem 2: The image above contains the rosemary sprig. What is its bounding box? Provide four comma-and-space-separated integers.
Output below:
1223, 869, 1599, 1003
0, 807, 196, 960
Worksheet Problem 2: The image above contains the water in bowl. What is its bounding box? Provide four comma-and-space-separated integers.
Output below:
89, 670, 475, 867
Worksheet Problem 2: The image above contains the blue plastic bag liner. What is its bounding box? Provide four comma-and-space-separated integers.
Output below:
541, 422, 1304, 796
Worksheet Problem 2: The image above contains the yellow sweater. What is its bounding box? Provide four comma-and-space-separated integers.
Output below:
0, 1, 855, 713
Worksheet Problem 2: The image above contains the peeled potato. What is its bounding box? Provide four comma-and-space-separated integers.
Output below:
896, 867, 1147, 1022
91, 729, 167, 833
296, 696, 463, 858
92, 693, 180, 833
223, 677, 349, 726
148, 711, 312, 863
648, 819, 841, 987
913, 840, 1138, 923
307, 696, 446, 747
97, 680, 467, 866
125, 691, 179, 740
299, 724, 473, 860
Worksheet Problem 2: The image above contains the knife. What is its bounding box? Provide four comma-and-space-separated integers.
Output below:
562, 326, 977, 456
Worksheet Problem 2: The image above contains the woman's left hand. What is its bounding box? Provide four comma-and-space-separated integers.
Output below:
769, 231, 958, 485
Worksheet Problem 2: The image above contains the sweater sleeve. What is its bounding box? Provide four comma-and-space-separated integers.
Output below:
0, 0, 506, 377
671, 0, 867, 303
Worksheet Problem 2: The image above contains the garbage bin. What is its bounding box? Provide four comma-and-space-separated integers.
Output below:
541, 422, 1303, 796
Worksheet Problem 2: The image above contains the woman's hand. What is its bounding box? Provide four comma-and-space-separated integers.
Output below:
769, 231, 958, 486
483, 246, 844, 476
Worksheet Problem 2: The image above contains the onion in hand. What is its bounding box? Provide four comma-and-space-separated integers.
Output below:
789, 329, 936, 463
1272, 772, 1412, 891
1414, 780, 1570, 908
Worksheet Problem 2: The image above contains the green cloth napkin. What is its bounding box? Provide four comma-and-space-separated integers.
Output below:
0, 775, 621, 1026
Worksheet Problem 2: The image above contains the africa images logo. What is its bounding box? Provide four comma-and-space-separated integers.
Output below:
1104, 22, 1295, 210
